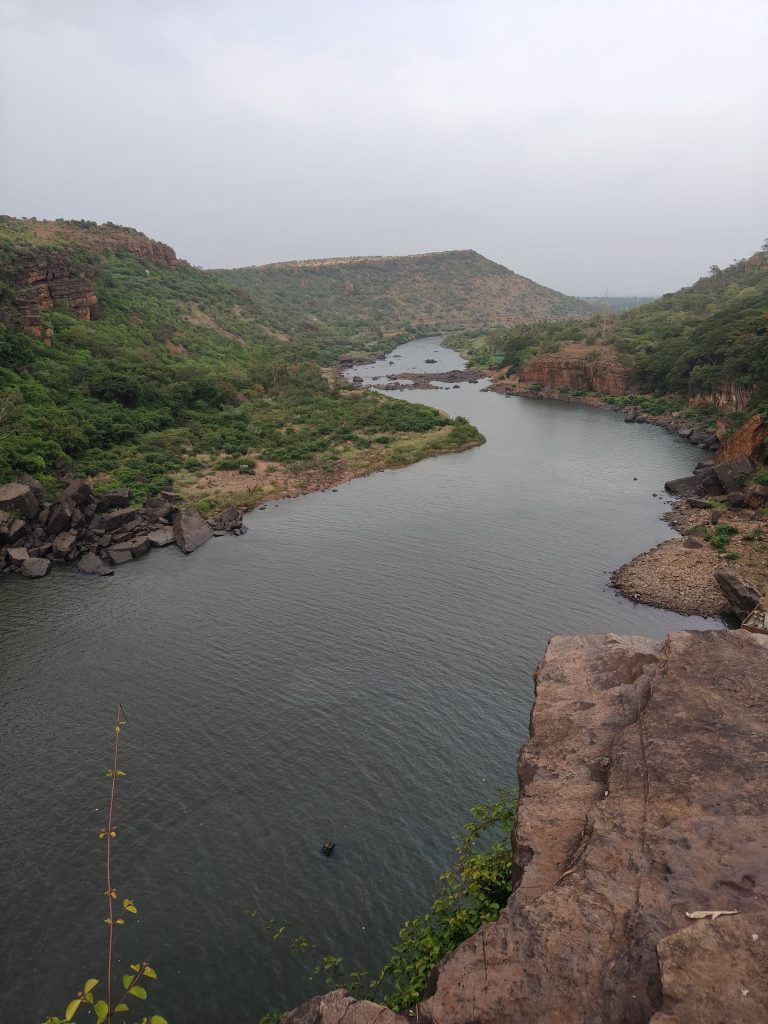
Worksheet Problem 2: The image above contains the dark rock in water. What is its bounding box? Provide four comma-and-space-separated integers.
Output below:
714, 569, 761, 619
665, 467, 724, 498
102, 507, 138, 533
77, 552, 113, 576
0, 481, 39, 520
51, 530, 78, 559
107, 547, 133, 565
109, 535, 150, 557
321, 842, 335, 857
147, 527, 175, 547
425, 358, 437, 363
21, 556, 51, 578
8, 546, 29, 566
172, 508, 213, 554
61, 478, 94, 506
218, 506, 243, 532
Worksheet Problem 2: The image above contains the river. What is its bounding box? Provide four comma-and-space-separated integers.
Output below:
0, 337, 716, 1022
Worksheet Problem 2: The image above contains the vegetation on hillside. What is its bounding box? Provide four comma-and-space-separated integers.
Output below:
456, 245, 768, 414
216, 250, 594, 350
0, 218, 482, 501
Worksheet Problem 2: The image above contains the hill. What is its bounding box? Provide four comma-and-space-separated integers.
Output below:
478, 245, 768, 415
0, 217, 482, 504
216, 249, 595, 348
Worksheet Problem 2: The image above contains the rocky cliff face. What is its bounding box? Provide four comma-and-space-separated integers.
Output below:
0, 219, 186, 338
518, 352, 629, 396
286, 629, 768, 1024
715, 414, 767, 465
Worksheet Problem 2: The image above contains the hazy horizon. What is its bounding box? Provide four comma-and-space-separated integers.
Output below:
1, 0, 766, 296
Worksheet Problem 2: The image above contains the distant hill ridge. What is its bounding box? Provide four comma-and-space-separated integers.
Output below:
218, 248, 595, 336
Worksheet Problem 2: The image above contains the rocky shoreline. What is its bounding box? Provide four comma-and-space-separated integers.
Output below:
285, 628, 768, 1024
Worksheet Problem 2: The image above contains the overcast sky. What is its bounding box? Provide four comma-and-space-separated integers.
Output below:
1, 0, 766, 294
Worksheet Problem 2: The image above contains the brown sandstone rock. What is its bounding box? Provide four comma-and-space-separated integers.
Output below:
518, 353, 629, 396
286, 631, 768, 1024
172, 508, 213, 554
109, 535, 150, 557
0, 481, 39, 520
714, 569, 762, 619
21, 556, 51, 578
716, 414, 767, 465
147, 527, 175, 547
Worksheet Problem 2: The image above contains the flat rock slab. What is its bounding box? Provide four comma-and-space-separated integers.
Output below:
172, 508, 213, 554
285, 989, 407, 1024
109, 535, 150, 557
147, 527, 175, 547
102, 507, 138, 532
107, 547, 132, 565
21, 557, 51, 578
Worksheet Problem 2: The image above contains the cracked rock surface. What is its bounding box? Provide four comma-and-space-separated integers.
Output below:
284, 630, 768, 1024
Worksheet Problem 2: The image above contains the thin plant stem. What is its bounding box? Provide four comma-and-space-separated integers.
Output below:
105, 706, 125, 1021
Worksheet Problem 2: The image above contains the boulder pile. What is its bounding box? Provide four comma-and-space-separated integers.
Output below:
0, 476, 247, 580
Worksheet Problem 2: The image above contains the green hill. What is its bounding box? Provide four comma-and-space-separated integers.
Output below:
0, 217, 481, 503
486, 245, 768, 413
216, 249, 595, 347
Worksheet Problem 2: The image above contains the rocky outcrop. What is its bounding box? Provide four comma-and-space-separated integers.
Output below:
714, 570, 762, 619
518, 353, 629, 396
1, 473, 247, 579
285, 630, 768, 1024
716, 414, 767, 465
172, 508, 214, 553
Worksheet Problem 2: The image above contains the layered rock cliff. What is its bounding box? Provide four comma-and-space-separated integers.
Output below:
518, 348, 629, 396
286, 629, 768, 1024
0, 218, 186, 338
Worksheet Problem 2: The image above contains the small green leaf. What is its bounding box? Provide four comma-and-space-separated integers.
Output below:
130, 964, 140, 972
131, 986, 148, 1000
122, 898, 137, 913
94, 1000, 109, 1024
114, 1003, 130, 1013
150, 1017, 168, 1024
83, 979, 98, 995
143, 965, 158, 979
65, 998, 81, 1021
122, 975, 135, 991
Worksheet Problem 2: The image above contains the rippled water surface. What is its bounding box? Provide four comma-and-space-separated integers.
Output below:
1, 338, 716, 1022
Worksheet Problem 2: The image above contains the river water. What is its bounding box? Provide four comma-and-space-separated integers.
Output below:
0, 338, 716, 1022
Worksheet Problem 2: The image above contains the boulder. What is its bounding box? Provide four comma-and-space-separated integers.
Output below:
715, 413, 767, 464
747, 484, 768, 508
172, 508, 213, 554
682, 537, 703, 548
109, 535, 150, 557
219, 505, 243, 531
714, 570, 762, 619
17, 473, 44, 499
52, 530, 79, 559
0, 481, 39, 520
159, 490, 182, 503
147, 527, 175, 547
61, 478, 94, 506
102, 507, 138, 533
7, 519, 27, 544
8, 546, 29, 566
21, 556, 51, 578
101, 488, 132, 509
665, 467, 724, 498
714, 456, 754, 494
689, 429, 718, 446
107, 547, 132, 565
77, 552, 114, 576
45, 499, 74, 537
686, 498, 712, 509
725, 491, 747, 507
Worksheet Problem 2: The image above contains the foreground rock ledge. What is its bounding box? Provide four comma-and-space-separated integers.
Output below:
284, 630, 767, 1024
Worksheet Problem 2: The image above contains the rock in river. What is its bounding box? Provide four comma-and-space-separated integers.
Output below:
172, 508, 213, 554
21, 557, 51, 578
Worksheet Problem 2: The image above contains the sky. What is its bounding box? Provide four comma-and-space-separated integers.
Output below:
1, 0, 766, 295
